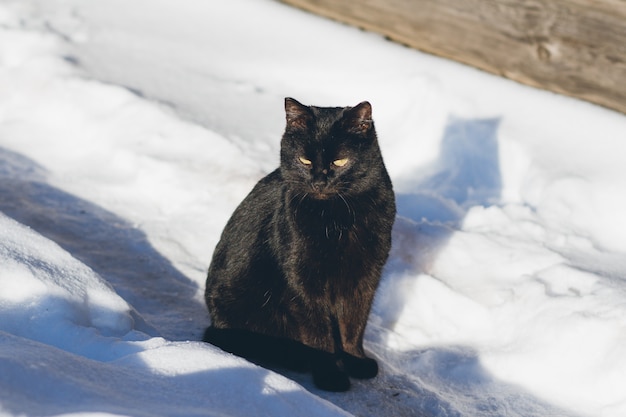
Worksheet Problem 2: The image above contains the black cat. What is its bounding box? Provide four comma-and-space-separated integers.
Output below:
204, 98, 395, 391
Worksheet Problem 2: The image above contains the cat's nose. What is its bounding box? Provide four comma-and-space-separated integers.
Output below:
311, 175, 329, 192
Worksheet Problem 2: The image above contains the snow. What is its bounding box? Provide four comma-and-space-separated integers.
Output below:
1, 0, 626, 416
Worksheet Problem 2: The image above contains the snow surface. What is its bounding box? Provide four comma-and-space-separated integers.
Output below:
1, 0, 626, 416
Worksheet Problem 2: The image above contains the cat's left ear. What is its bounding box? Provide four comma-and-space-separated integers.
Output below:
344, 101, 373, 136
285, 97, 312, 131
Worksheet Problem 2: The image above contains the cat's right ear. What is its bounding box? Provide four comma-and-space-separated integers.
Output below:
285, 98, 312, 131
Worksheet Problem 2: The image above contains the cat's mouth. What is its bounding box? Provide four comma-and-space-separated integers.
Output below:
308, 183, 337, 200
309, 191, 334, 200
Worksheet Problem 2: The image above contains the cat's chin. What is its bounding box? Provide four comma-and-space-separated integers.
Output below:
309, 192, 335, 201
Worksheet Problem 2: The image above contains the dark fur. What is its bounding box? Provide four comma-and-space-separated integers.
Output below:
204, 98, 395, 391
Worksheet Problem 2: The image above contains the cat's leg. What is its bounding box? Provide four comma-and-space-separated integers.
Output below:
336, 290, 379, 379
296, 313, 351, 391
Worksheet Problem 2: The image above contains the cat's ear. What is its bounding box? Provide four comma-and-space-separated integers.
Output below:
343, 101, 373, 136
285, 97, 312, 131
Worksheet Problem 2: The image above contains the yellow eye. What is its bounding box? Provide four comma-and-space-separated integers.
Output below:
298, 156, 312, 165
332, 158, 349, 167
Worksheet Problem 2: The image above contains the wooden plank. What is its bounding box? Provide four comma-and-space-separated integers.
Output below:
280, 0, 626, 115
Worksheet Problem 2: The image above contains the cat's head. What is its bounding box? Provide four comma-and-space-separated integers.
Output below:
280, 97, 383, 200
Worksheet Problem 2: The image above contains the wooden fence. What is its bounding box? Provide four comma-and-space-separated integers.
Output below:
281, 0, 626, 115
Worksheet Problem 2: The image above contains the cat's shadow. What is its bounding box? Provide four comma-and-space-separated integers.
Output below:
396, 115, 502, 226
0, 146, 208, 341
378, 116, 502, 325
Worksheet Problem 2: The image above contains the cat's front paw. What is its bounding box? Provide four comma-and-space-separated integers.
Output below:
312, 364, 350, 392
342, 353, 378, 379
310, 350, 351, 391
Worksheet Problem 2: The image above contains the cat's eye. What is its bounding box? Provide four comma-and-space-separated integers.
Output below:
332, 158, 349, 167
298, 156, 312, 166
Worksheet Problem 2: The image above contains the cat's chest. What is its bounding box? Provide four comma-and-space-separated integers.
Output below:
296, 217, 374, 273
283, 192, 387, 275
295, 206, 369, 244
291, 223, 373, 299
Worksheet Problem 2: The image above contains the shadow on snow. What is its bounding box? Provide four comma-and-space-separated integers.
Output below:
0, 146, 208, 341
0, 330, 340, 417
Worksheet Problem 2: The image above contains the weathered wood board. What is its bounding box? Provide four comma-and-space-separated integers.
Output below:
280, 0, 626, 115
